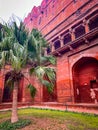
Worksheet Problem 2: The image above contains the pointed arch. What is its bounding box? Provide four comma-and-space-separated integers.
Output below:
72, 57, 98, 103
2, 71, 24, 102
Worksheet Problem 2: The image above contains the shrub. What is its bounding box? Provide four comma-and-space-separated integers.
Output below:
0, 119, 31, 130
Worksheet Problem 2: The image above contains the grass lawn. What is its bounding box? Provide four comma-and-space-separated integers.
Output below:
0, 108, 98, 130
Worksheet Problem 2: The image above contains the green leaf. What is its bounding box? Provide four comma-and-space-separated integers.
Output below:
46, 55, 56, 65
41, 79, 54, 93
29, 67, 35, 75
27, 84, 37, 98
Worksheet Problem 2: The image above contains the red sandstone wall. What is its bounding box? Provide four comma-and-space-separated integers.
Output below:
21, 68, 42, 103
56, 44, 98, 103
0, 65, 42, 104
0, 71, 4, 102
23, 0, 98, 104
56, 56, 72, 103
24, 0, 98, 36
69, 45, 98, 103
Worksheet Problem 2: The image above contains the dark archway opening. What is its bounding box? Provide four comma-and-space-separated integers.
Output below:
64, 33, 71, 44
42, 75, 57, 102
47, 46, 51, 54
75, 25, 85, 39
2, 72, 24, 102
72, 57, 98, 103
89, 16, 98, 30
43, 85, 57, 102
54, 40, 61, 50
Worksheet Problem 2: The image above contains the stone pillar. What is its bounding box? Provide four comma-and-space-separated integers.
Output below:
51, 42, 55, 52
69, 28, 75, 41
59, 36, 64, 47
44, 48, 47, 56
83, 19, 90, 33
0, 77, 5, 103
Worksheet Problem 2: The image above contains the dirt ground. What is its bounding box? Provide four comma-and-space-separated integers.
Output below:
21, 117, 68, 130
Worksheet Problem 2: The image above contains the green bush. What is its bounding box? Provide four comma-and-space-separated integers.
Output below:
0, 119, 31, 130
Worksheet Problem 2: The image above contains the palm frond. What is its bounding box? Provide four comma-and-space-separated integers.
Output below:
0, 51, 9, 67
34, 66, 45, 79
41, 79, 54, 93
9, 49, 21, 71
12, 21, 28, 45
27, 84, 37, 98
44, 67, 56, 82
29, 67, 35, 75
46, 55, 56, 65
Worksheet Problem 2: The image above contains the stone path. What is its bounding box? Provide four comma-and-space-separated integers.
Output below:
0, 104, 98, 115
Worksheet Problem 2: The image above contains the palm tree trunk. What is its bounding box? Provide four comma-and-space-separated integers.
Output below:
11, 81, 18, 123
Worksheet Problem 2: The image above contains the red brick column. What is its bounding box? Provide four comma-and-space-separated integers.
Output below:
56, 56, 73, 103
69, 28, 75, 41
44, 48, 47, 56
83, 19, 90, 33
59, 36, 64, 47
51, 42, 55, 52
0, 71, 5, 103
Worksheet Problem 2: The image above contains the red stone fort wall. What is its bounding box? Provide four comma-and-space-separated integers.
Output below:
0, 0, 98, 105
24, 0, 98, 104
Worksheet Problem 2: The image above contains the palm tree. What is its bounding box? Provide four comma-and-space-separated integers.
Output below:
0, 22, 30, 123
0, 21, 56, 123
28, 29, 56, 93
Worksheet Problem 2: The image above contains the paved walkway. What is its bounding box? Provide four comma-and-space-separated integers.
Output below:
0, 104, 98, 115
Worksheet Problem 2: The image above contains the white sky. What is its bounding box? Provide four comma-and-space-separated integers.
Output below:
0, 0, 42, 23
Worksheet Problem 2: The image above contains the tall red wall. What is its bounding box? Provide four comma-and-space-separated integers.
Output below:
24, 0, 98, 104
0, 1, 98, 105
24, 0, 98, 36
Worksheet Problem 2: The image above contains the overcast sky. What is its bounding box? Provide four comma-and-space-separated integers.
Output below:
0, 0, 42, 23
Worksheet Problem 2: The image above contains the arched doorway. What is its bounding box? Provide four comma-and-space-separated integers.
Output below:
2, 72, 24, 102
42, 75, 57, 102
72, 57, 98, 103
43, 85, 57, 102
